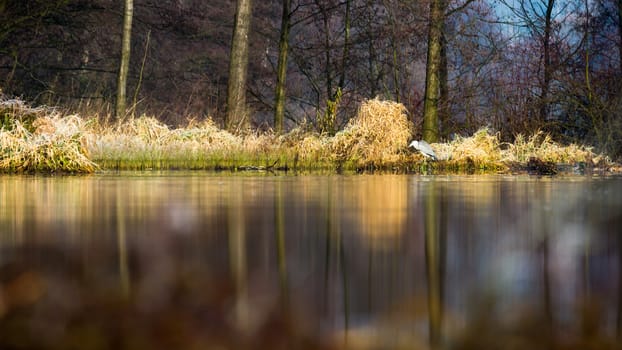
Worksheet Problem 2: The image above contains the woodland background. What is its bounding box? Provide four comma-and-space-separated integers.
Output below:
0, 0, 621, 159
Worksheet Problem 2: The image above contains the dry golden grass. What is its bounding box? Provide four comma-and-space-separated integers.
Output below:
87, 98, 414, 170
331, 98, 413, 166
0, 117, 96, 173
434, 127, 502, 165
1, 96, 610, 173
433, 127, 602, 171
279, 126, 332, 165
86, 115, 246, 169
503, 131, 596, 164
1, 98, 49, 131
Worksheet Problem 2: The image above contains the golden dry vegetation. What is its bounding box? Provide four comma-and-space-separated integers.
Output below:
0, 99, 97, 173
0, 97, 611, 174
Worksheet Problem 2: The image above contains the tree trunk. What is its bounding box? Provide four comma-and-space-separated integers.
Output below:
390, 20, 401, 102
318, 2, 332, 102
338, 0, 351, 93
422, 0, 444, 143
226, 0, 253, 133
439, 29, 449, 139
539, 0, 555, 123
383, 0, 401, 102
316, 0, 350, 135
317, 0, 334, 134
367, 0, 378, 97
116, 0, 133, 119
618, 0, 622, 81
274, 0, 291, 134
438, 0, 449, 134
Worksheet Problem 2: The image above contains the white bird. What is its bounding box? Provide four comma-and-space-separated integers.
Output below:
409, 140, 437, 160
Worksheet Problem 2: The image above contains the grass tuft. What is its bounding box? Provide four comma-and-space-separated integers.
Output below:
331, 98, 413, 167
503, 131, 596, 164
0, 113, 97, 173
434, 127, 503, 170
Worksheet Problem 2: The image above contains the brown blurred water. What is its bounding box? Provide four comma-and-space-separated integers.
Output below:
1, 173, 622, 349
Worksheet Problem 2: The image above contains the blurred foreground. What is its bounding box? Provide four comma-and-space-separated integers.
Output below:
2, 174, 622, 349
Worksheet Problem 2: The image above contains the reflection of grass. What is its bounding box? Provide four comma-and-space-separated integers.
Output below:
1, 97, 611, 174
344, 175, 408, 244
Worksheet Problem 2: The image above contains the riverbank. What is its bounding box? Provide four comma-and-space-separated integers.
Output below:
0, 97, 616, 175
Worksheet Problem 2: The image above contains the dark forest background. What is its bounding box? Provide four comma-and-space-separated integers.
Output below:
1, 0, 621, 159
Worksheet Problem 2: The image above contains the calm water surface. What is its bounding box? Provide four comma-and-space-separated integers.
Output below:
1, 173, 622, 349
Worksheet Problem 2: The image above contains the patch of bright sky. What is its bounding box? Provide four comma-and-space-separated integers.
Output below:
490, 0, 587, 42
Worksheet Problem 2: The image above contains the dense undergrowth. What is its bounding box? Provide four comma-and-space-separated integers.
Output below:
0, 96, 611, 174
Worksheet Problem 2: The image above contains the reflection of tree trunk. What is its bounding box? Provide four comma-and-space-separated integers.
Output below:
116, 185, 130, 296
367, 245, 373, 312
275, 181, 288, 306
439, 185, 447, 303
425, 181, 442, 348
340, 231, 349, 338
617, 236, 622, 336
323, 181, 332, 315
534, 183, 554, 344
323, 179, 348, 340
583, 240, 591, 301
334, 179, 349, 341
542, 237, 554, 339
581, 238, 595, 339
228, 182, 248, 331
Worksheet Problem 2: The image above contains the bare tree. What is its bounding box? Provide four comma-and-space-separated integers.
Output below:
500, 0, 579, 128
422, 0, 476, 142
438, 18, 449, 139
540, 0, 556, 122
384, 0, 403, 102
116, 0, 133, 119
274, 0, 292, 133
422, 0, 444, 143
618, 0, 622, 78
226, 0, 253, 133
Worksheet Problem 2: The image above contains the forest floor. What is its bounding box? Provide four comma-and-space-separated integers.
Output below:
0, 97, 619, 175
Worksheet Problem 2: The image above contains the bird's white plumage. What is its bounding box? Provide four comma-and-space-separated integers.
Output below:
408, 140, 437, 160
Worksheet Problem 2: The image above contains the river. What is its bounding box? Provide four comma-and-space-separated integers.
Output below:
1, 173, 621, 349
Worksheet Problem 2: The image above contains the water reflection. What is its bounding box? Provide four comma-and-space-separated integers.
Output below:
425, 181, 443, 349
1, 174, 622, 349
